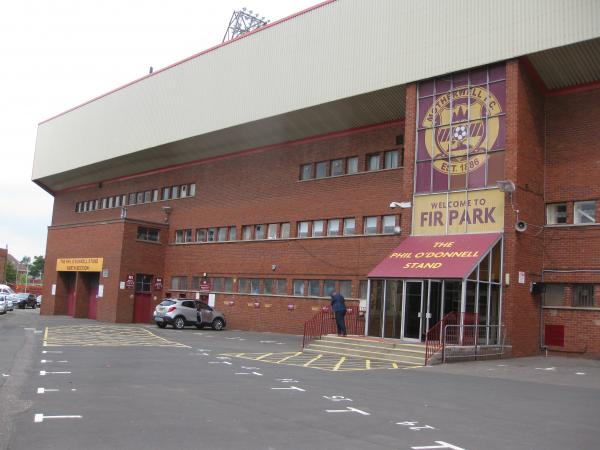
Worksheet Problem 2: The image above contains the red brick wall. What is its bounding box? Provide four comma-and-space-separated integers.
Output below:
543, 309, 600, 356
0, 248, 6, 284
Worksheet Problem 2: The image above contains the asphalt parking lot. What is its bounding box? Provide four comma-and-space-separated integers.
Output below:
1, 310, 599, 450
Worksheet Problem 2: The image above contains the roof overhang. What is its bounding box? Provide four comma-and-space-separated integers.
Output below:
33, 0, 600, 193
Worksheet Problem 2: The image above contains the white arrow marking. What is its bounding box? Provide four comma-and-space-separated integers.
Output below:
39, 371, 71, 376
575, 372, 586, 375
2, 374, 10, 377
535, 367, 556, 371
208, 361, 232, 365
42, 351, 62, 354
216, 356, 231, 360
34, 330, 43, 334
37, 388, 60, 394
325, 407, 370, 415
412, 442, 466, 450
41, 360, 67, 364
260, 340, 276, 343
271, 386, 305, 392
34, 414, 82, 423
243, 366, 261, 370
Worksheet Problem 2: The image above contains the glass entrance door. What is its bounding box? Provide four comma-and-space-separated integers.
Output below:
425, 280, 443, 337
402, 281, 423, 340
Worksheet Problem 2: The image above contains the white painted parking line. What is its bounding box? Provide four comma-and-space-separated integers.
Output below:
575, 372, 586, 375
216, 356, 232, 360
397, 421, 436, 431
40, 360, 68, 364
208, 361, 232, 365
276, 378, 298, 383
242, 366, 261, 370
325, 407, 370, 416
37, 388, 60, 394
271, 386, 305, 392
235, 372, 263, 376
260, 340, 276, 343
39, 371, 71, 376
2, 374, 10, 377
412, 442, 465, 450
196, 349, 211, 352
34, 414, 82, 423
323, 395, 352, 402
42, 351, 63, 354
535, 367, 556, 371
34, 330, 43, 334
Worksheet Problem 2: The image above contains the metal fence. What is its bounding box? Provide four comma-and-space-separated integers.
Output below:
302, 307, 365, 349
443, 324, 508, 363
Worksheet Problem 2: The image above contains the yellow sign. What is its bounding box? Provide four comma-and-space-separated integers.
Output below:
56, 257, 103, 272
413, 189, 504, 235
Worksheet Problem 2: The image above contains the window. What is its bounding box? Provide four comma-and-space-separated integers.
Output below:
312, 220, 325, 237
293, 280, 306, 296
242, 225, 253, 240
574, 201, 595, 224
280, 223, 290, 238
573, 285, 594, 307
181, 300, 195, 309
189, 183, 196, 197
144, 191, 152, 203
180, 184, 188, 198
264, 279, 274, 295
175, 229, 192, 243
191, 276, 201, 290
267, 224, 278, 239
275, 279, 286, 295
152, 189, 159, 202
324, 280, 336, 296
162, 187, 170, 200
207, 228, 216, 242
238, 279, 250, 294
364, 216, 378, 235
94, 199, 100, 210
308, 280, 321, 297
255, 224, 265, 240
136, 192, 144, 204
315, 161, 329, 178
137, 227, 160, 242
218, 227, 228, 241
223, 278, 233, 292
171, 276, 188, 290
108, 197, 114, 208
343, 218, 356, 235
250, 279, 261, 295
367, 154, 380, 171
300, 164, 313, 180
546, 203, 567, 225
135, 274, 153, 293
297, 221, 310, 238
359, 280, 368, 299
382, 215, 397, 234
196, 229, 207, 242
384, 150, 399, 169
339, 280, 352, 298
212, 278, 223, 292
172, 186, 179, 199
331, 159, 344, 176
347, 156, 359, 174
229, 226, 237, 241
328, 219, 340, 236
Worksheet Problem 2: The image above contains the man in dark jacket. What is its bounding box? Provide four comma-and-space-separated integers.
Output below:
330, 291, 347, 336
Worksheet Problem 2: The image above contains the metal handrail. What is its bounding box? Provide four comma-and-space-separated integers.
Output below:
302, 307, 364, 349
424, 312, 478, 365
442, 324, 507, 363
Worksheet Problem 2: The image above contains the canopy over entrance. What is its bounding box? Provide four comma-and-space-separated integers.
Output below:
368, 233, 502, 279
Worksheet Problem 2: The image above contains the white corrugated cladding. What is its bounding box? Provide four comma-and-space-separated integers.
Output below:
33, 0, 600, 189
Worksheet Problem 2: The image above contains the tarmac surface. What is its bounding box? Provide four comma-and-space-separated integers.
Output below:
1, 309, 599, 450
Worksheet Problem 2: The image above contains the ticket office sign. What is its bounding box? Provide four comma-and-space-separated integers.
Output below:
413, 189, 504, 235
56, 257, 103, 272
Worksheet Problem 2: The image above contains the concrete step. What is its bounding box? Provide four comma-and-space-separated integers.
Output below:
304, 335, 426, 365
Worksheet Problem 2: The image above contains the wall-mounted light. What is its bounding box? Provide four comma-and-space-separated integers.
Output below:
271, 264, 277, 272
390, 201, 412, 209
496, 180, 516, 193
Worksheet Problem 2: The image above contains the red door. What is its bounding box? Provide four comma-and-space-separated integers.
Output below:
87, 274, 99, 320
66, 274, 76, 316
133, 293, 152, 323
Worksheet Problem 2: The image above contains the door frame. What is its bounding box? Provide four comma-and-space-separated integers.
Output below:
401, 280, 424, 341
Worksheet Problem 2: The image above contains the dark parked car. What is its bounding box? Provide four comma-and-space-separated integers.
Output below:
14, 293, 37, 309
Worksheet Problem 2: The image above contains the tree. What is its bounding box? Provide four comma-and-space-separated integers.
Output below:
29, 256, 45, 279
5, 261, 16, 284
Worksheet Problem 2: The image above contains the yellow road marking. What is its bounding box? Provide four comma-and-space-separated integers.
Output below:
276, 352, 302, 363
333, 356, 346, 371
43, 327, 48, 347
255, 353, 273, 361
304, 354, 323, 367
392, 362, 398, 369
366, 359, 371, 370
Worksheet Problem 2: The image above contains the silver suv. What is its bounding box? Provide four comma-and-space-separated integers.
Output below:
153, 299, 226, 331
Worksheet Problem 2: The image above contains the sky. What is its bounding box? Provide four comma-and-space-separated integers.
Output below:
0, 0, 319, 261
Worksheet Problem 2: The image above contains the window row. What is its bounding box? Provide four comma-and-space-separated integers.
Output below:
174, 215, 400, 244
168, 276, 369, 299
546, 201, 597, 225
544, 284, 597, 308
300, 148, 403, 181
75, 183, 196, 213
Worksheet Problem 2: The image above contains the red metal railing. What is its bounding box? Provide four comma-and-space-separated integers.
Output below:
302, 307, 365, 349
424, 312, 478, 365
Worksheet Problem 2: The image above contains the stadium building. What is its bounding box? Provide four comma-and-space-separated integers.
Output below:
34, 0, 600, 357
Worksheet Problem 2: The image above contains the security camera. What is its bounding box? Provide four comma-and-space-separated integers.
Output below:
515, 221, 528, 232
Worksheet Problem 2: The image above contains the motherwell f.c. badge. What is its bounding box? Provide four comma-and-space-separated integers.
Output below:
422, 86, 502, 175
